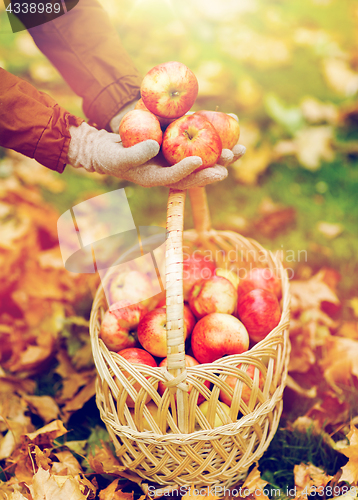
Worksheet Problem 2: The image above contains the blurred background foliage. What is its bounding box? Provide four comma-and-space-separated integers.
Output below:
1, 0, 358, 306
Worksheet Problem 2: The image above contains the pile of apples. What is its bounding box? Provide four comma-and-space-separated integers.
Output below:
99, 254, 282, 425
118, 61, 241, 168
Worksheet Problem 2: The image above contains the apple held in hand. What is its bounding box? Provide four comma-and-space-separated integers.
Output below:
220, 364, 264, 407
119, 109, 162, 147
191, 313, 249, 364
183, 252, 216, 301
137, 307, 191, 358
196, 110, 240, 150
162, 113, 222, 170
100, 300, 148, 351
109, 270, 154, 309
237, 289, 281, 343
238, 267, 282, 299
158, 354, 210, 404
141, 61, 199, 119
116, 347, 158, 407
189, 275, 237, 319
135, 98, 173, 128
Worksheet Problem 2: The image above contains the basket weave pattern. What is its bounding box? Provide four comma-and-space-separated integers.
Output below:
90, 187, 291, 489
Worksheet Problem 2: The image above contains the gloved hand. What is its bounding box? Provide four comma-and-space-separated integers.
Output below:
68, 111, 246, 188
108, 106, 246, 189
67, 122, 202, 187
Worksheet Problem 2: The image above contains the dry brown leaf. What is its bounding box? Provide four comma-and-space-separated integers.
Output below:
296, 126, 335, 170
285, 376, 317, 398
88, 443, 127, 476
317, 222, 343, 239
323, 58, 358, 96
99, 479, 133, 500
290, 270, 340, 315
255, 198, 296, 238
27, 467, 88, 500
231, 143, 273, 185
51, 450, 82, 476
241, 464, 268, 496
22, 420, 67, 448
294, 463, 333, 495
305, 393, 349, 429
338, 322, 358, 340
350, 299, 358, 319
339, 425, 358, 484
300, 97, 338, 124
22, 395, 60, 424
320, 336, 358, 393
60, 377, 96, 420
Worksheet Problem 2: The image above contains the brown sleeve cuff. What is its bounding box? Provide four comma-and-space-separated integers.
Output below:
0, 68, 84, 173
84, 75, 141, 130
34, 110, 84, 173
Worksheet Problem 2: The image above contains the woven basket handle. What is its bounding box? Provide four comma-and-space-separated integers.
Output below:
189, 187, 211, 233
165, 188, 189, 433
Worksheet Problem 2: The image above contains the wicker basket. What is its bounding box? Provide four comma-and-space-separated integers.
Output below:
89, 186, 291, 491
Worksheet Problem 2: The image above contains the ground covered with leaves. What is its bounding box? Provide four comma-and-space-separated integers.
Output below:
1, 0, 358, 498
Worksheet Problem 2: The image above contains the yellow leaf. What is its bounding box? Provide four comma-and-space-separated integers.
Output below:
349, 299, 358, 319
232, 144, 273, 185
320, 337, 358, 393
317, 222, 343, 239
290, 270, 339, 315
99, 479, 133, 500
23, 420, 67, 447
294, 462, 332, 495
340, 426, 358, 484
27, 467, 87, 500
51, 450, 82, 475
23, 395, 60, 424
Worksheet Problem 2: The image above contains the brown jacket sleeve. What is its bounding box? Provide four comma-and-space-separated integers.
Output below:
27, 0, 142, 130
0, 68, 84, 172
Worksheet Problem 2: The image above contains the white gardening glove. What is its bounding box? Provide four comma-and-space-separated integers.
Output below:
165, 112, 246, 190
108, 108, 247, 189
67, 122, 202, 187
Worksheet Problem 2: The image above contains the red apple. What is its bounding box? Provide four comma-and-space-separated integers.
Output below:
140, 61, 198, 119
183, 253, 216, 301
220, 364, 264, 407
100, 300, 148, 351
162, 113, 222, 170
116, 347, 158, 407
135, 98, 173, 128
215, 268, 240, 289
188, 276, 237, 319
119, 109, 162, 147
237, 289, 281, 343
196, 110, 240, 150
109, 270, 154, 309
238, 267, 281, 299
191, 313, 249, 364
137, 307, 191, 358
158, 354, 210, 404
